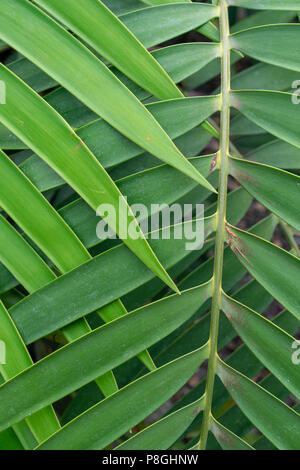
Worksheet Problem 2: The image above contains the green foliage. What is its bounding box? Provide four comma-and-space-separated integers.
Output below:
0, 0, 299, 451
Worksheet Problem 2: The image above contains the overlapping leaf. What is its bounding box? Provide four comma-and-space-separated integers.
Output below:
231, 25, 300, 72
225, 225, 300, 320
217, 359, 300, 450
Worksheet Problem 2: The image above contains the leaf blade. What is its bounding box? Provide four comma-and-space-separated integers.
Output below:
231, 90, 300, 149
229, 157, 300, 232
0, 64, 179, 292
116, 396, 205, 450
231, 24, 300, 72
37, 345, 209, 450
35, 0, 183, 100
217, 359, 300, 450
221, 293, 300, 400
0, 0, 216, 193
0, 285, 211, 433
225, 225, 300, 321
228, 0, 300, 10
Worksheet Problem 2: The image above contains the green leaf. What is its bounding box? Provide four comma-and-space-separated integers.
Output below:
0, 289, 210, 434
197, 21, 220, 42
0, 149, 90, 274
217, 359, 300, 450
0, 65, 180, 292
16, 95, 220, 190
56, 215, 277, 434
103, 0, 145, 15
210, 417, 254, 450
10, 216, 216, 344
221, 293, 300, 400
8, 57, 57, 93
231, 25, 300, 72
231, 62, 296, 92
59, 155, 215, 249
0, 300, 60, 442
6, 41, 219, 108
229, 157, 300, 231
116, 396, 205, 450
231, 90, 300, 149
37, 345, 209, 450
169, 305, 298, 446
230, 9, 297, 33
0, 154, 215, 295
0, 214, 54, 293
247, 139, 300, 169
35, 0, 183, 100
142, 0, 189, 4
0, 152, 121, 394
230, 114, 266, 137
120, 2, 219, 48
0, 0, 216, 194
228, 0, 300, 9
0, 150, 120, 393
225, 225, 300, 321
0, 429, 23, 450
152, 43, 220, 86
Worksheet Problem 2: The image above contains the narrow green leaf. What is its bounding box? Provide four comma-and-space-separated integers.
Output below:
17, 95, 220, 189
8, 57, 57, 93
217, 359, 300, 450
230, 9, 297, 33
0, 150, 89, 273
35, 0, 183, 100
9, 216, 216, 343
231, 62, 296, 92
0, 300, 60, 442
0, 155, 119, 395
0, 215, 54, 293
152, 43, 220, 86
231, 90, 300, 149
37, 345, 209, 450
0, 0, 216, 194
0, 285, 211, 433
228, 0, 300, 9
56, 155, 215, 251
167, 306, 297, 444
229, 157, 300, 231
210, 417, 254, 450
3, 415, 37, 450
142, 0, 189, 4
0, 152, 119, 393
247, 140, 300, 169
0, 65, 180, 292
103, 0, 145, 15
230, 114, 265, 137
225, 225, 300, 320
201, 24, 221, 43
0, 218, 117, 428
120, 3, 219, 48
2, 41, 219, 131
0, 154, 215, 295
60, 215, 275, 423
116, 396, 205, 450
231, 25, 300, 72
0, 429, 23, 450
222, 293, 300, 400
0, 163, 156, 388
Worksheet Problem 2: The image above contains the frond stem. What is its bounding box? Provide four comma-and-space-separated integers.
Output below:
198, 0, 231, 450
